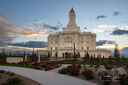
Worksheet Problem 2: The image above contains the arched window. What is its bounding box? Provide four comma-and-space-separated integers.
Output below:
87, 47, 89, 50
65, 37, 72, 43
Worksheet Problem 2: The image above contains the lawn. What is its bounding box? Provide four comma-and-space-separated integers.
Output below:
0, 63, 37, 69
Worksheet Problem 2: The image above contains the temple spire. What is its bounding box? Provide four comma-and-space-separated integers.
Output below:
69, 8, 75, 14
68, 8, 76, 26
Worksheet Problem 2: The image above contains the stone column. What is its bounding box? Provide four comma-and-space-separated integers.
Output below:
38, 55, 40, 62
25, 55, 27, 62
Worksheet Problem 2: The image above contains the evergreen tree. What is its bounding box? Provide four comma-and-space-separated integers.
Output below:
77, 52, 80, 58
86, 52, 90, 58
114, 44, 120, 67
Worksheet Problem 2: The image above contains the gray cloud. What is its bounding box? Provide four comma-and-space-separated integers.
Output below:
96, 40, 115, 46
111, 29, 128, 35
8, 41, 47, 48
113, 11, 120, 16
96, 15, 107, 20
0, 17, 16, 46
34, 20, 62, 31
84, 27, 87, 29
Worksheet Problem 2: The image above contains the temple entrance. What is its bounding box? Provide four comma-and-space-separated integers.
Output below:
63, 52, 73, 58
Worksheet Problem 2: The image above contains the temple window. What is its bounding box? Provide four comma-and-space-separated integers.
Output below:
55, 39, 58, 43
81, 47, 83, 50
81, 38, 84, 43
87, 47, 89, 50
50, 39, 52, 44
65, 37, 72, 43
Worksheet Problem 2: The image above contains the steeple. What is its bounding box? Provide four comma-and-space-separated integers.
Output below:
68, 8, 76, 26
63, 8, 80, 32
69, 8, 75, 14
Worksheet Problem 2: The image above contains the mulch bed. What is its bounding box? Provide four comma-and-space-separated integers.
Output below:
0, 71, 41, 85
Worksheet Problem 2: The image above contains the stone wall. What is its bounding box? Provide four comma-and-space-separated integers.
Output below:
6, 57, 23, 63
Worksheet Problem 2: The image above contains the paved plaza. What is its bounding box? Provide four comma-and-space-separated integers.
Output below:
0, 66, 97, 85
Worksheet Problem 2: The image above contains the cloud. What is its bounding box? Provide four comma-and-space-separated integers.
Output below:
96, 40, 115, 46
15, 28, 49, 37
111, 26, 128, 35
113, 11, 120, 16
0, 16, 61, 46
96, 15, 107, 20
8, 41, 47, 48
84, 27, 87, 29
111, 29, 128, 35
0, 16, 16, 46
34, 20, 62, 31
93, 25, 117, 33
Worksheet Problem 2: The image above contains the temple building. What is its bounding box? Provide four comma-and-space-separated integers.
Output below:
37, 8, 111, 58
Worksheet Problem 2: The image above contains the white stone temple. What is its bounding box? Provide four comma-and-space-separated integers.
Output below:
37, 8, 111, 58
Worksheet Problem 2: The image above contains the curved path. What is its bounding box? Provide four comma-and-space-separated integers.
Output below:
0, 66, 97, 85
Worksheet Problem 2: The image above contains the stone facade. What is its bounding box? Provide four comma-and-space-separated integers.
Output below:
38, 8, 111, 58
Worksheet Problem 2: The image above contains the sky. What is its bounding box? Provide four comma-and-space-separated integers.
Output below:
0, 0, 128, 55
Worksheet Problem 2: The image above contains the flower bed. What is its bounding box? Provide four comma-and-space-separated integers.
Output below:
82, 69, 94, 80
68, 65, 79, 76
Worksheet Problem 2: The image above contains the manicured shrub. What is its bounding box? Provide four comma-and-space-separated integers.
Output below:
6, 71, 15, 76
0, 70, 5, 73
68, 65, 79, 76
2, 77, 24, 85
58, 68, 68, 74
82, 69, 94, 80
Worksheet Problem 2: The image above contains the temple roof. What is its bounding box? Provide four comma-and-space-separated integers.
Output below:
69, 8, 75, 14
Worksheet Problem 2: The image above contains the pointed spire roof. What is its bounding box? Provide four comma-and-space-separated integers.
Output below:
69, 8, 75, 14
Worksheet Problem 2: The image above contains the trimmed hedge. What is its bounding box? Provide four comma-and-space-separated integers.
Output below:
58, 68, 68, 74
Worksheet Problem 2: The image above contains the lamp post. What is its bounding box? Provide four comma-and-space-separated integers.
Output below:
73, 41, 76, 65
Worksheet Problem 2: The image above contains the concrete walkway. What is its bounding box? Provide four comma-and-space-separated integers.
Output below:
0, 66, 97, 85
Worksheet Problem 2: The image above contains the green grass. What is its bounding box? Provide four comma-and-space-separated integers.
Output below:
0, 64, 37, 69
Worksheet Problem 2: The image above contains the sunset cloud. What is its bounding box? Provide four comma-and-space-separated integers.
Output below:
93, 24, 117, 33
0, 16, 51, 46
111, 26, 128, 35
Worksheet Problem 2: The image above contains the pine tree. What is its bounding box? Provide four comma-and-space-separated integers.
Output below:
114, 44, 120, 67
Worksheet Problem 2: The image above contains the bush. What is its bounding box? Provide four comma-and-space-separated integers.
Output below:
82, 69, 94, 80
2, 77, 24, 85
120, 75, 128, 85
58, 68, 68, 74
68, 65, 79, 76
104, 64, 113, 70
76, 64, 81, 69
95, 64, 100, 68
6, 71, 15, 76
0, 70, 5, 73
